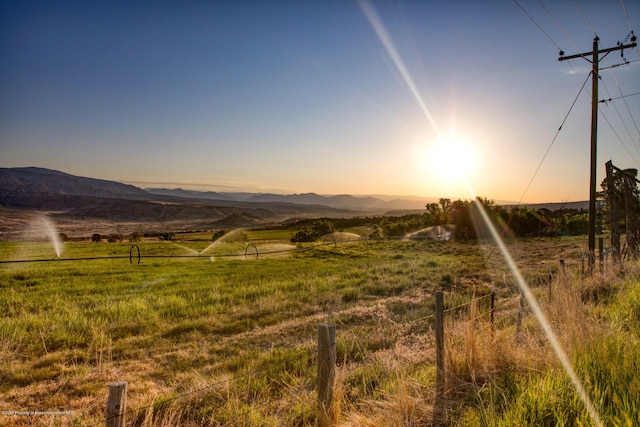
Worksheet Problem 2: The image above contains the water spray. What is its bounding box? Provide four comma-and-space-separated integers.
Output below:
38, 215, 63, 258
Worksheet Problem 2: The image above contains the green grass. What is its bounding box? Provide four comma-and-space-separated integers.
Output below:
1, 235, 636, 426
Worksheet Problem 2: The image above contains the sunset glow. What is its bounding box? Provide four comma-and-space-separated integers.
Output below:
0, 1, 638, 203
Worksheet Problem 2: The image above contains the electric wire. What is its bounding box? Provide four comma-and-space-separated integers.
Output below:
600, 77, 640, 155
536, 0, 587, 77
512, 0, 563, 51
529, 0, 640, 215
600, 58, 640, 70
515, 72, 591, 207
600, 91, 640, 102
481, 73, 591, 267
620, 0, 640, 58
537, 0, 580, 52
568, 0, 640, 166
600, 107, 640, 169
572, 0, 597, 37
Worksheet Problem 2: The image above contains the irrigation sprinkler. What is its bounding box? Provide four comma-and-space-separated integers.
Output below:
244, 244, 258, 260
0, 235, 385, 265
129, 245, 141, 265
322, 234, 337, 249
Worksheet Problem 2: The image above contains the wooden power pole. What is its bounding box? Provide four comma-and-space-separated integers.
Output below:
558, 34, 637, 271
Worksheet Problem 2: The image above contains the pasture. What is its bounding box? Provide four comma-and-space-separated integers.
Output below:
1, 234, 638, 426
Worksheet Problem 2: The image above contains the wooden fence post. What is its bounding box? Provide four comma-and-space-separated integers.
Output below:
106, 381, 127, 427
318, 323, 336, 427
559, 259, 569, 290
598, 237, 604, 271
516, 290, 524, 334
434, 290, 445, 425
490, 283, 495, 329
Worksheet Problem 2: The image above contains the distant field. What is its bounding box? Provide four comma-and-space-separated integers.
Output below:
2, 235, 638, 426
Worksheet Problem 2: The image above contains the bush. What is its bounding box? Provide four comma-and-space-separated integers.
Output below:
290, 219, 335, 242
129, 231, 144, 242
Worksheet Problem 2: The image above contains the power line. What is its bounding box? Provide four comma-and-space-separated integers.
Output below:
600, 58, 640, 70
620, 0, 640, 59
536, 0, 587, 77
482, 74, 591, 268
516, 73, 592, 204
600, 91, 640, 103
559, 36, 637, 270
600, 107, 640, 169
621, 0, 634, 33
600, 77, 640, 155
573, 0, 597, 37
512, 0, 562, 52
537, 0, 579, 52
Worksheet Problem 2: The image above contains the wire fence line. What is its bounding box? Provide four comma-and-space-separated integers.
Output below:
78, 285, 539, 426
15, 285, 538, 426
5, 237, 596, 426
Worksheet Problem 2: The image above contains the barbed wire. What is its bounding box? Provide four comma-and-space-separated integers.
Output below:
443, 292, 494, 314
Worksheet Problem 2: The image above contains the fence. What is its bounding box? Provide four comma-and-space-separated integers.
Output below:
3, 237, 611, 426
77, 282, 544, 427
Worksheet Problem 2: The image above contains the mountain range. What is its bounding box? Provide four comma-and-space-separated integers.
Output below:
0, 167, 588, 239
0, 167, 432, 238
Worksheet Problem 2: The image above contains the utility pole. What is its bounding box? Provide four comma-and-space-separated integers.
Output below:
558, 34, 637, 272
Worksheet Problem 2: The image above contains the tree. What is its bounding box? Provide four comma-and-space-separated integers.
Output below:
91, 233, 101, 243
129, 231, 144, 242
291, 219, 335, 242
439, 198, 451, 223
311, 219, 334, 237
425, 203, 442, 224
159, 232, 176, 241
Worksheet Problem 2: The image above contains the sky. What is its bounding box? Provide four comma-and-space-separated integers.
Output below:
1, 0, 639, 203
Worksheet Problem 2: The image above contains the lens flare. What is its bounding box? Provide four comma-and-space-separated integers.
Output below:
358, 0, 441, 139
359, 1, 603, 421
465, 177, 603, 427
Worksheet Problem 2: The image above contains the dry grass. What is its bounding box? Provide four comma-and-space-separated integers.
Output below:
5, 236, 630, 426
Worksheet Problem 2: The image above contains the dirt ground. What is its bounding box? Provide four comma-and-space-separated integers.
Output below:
0, 206, 221, 241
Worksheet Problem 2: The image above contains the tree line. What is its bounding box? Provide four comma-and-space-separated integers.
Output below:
288, 198, 596, 241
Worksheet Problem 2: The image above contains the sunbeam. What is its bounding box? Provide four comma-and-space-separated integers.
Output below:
358, 0, 442, 139
464, 176, 603, 427
359, 2, 605, 419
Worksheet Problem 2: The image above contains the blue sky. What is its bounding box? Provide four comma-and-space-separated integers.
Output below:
1, 0, 639, 202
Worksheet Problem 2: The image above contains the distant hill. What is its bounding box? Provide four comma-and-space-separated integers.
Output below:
0, 167, 152, 200
242, 192, 428, 211
145, 188, 236, 202
0, 167, 353, 237
142, 188, 431, 211
0, 166, 586, 227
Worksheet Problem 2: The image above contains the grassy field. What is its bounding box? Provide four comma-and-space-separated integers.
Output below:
1, 234, 638, 426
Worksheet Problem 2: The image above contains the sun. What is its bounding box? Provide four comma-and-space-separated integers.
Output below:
414, 136, 479, 197
426, 137, 476, 180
